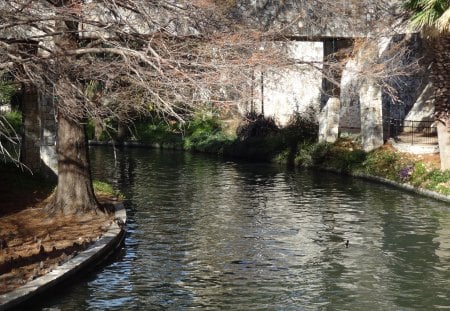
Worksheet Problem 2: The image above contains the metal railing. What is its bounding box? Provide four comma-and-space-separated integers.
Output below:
387, 119, 437, 145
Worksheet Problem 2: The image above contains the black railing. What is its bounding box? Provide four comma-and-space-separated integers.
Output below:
388, 119, 437, 145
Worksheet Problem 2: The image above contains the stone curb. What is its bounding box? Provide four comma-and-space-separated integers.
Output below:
318, 166, 450, 204
88, 140, 184, 150
353, 172, 450, 204
0, 204, 127, 311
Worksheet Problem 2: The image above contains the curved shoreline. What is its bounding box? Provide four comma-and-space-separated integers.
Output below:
355, 172, 450, 203
0, 204, 127, 311
3, 146, 446, 309
317, 166, 450, 204
89, 141, 450, 204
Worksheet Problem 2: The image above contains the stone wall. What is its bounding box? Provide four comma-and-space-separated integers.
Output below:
239, 41, 323, 126
39, 94, 57, 174
234, 0, 402, 38
339, 34, 434, 143
380, 34, 432, 127
20, 88, 57, 177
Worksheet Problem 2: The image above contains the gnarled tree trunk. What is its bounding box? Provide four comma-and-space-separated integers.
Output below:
45, 1, 100, 215
47, 113, 99, 215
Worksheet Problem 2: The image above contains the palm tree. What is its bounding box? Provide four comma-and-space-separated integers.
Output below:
403, 0, 450, 34
403, 0, 450, 169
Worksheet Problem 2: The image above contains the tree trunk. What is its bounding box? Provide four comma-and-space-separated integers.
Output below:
47, 113, 99, 215
20, 87, 41, 172
437, 119, 450, 170
117, 122, 127, 143
94, 117, 103, 141
44, 5, 101, 215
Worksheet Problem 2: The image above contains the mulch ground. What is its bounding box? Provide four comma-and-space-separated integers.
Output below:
0, 193, 115, 295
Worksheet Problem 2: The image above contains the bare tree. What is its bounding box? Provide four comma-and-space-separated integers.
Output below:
0, 0, 283, 215
0, 0, 423, 215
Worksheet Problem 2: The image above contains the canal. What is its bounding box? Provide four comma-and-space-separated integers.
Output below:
40, 147, 450, 310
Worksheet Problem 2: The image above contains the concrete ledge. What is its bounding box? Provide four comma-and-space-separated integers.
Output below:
352, 172, 450, 204
0, 204, 127, 311
392, 141, 439, 155
88, 140, 184, 150
318, 166, 450, 204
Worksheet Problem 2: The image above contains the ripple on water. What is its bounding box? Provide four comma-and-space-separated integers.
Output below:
37, 148, 450, 311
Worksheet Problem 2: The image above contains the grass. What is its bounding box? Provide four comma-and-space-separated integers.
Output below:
93, 180, 124, 199
0, 163, 123, 214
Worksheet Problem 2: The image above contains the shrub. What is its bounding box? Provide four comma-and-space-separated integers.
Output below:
185, 131, 234, 153
410, 162, 429, 186
186, 113, 222, 136
93, 180, 124, 199
363, 149, 404, 180
2, 110, 22, 136
424, 170, 450, 193
294, 142, 331, 167
134, 121, 181, 145
236, 112, 279, 140
282, 109, 318, 146
183, 112, 229, 152
0, 79, 17, 105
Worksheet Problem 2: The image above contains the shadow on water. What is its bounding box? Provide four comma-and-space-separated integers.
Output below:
37, 146, 450, 310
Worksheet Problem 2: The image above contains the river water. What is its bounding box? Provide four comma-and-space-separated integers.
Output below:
39, 147, 450, 310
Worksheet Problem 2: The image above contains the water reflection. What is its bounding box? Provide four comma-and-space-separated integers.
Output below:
38, 147, 450, 310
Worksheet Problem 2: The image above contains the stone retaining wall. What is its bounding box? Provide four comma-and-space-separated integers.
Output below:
0, 204, 126, 311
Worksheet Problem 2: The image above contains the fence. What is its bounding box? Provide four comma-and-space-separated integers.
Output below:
387, 119, 437, 145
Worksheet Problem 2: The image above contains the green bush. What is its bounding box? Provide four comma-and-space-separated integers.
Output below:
183, 112, 237, 153
2, 110, 22, 136
363, 149, 405, 180
185, 113, 222, 137
185, 131, 234, 153
93, 180, 124, 199
424, 170, 450, 193
0, 78, 17, 105
294, 143, 315, 167
236, 112, 279, 140
134, 121, 181, 145
294, 142, 331, 167
410, 162, 429, 187
229, 134, 285, 161
329, 148, 366, 172
282, 109, 318, 146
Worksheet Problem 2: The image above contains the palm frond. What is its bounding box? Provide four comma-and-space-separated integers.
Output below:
404, 0, 450, 35
436, 6, 450, 31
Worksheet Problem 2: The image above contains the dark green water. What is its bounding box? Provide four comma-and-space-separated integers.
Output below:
39, 147, 450, 310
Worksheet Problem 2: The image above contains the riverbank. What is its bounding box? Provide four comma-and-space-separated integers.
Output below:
0, 164, 122, 298
43, 146, 450, 310
92, 128, 450, 200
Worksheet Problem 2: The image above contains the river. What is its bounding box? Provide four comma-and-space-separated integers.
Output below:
38, 147, 450, 310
